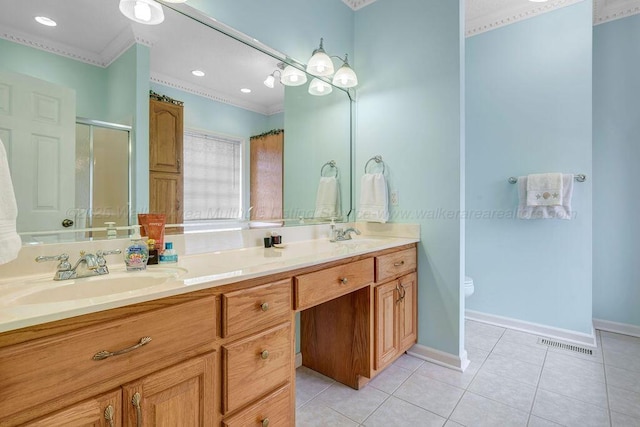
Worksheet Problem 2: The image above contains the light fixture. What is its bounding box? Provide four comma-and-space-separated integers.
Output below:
240, 88, 251, 93
332, 54, 358, 88
281, 65, 307, 86
119, 0, 165, 25
191, 70, 205, 77
162, 0, 187, 2
35, 16, 57, 27
263, 70, 281, 89
308, 78, 333, 96
306, 38, 334, 77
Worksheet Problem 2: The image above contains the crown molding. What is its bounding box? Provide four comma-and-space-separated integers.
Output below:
341, 0, 377, 11
150, 72, 283, 116
594, 0, 640, 24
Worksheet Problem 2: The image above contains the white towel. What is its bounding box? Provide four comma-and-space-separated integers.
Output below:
357, 172, 389, 223
314, 176, 341, 219
0, 138, 21, 264
526, 173, 563, 206
518, 174, 574, 219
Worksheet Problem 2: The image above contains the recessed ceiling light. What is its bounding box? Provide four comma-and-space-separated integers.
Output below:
240, 88, 251, 93
191, 70, 205, 77
35, 16, 57, 27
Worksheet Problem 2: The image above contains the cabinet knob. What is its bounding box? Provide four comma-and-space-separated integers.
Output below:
393, 260, 405, 267
340, 277, 348, 285
262, 418, 270, 427
261, 350, 269, 360
260, 302, 269, 312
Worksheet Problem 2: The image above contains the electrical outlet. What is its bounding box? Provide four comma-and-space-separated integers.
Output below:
390, 190, 399, 206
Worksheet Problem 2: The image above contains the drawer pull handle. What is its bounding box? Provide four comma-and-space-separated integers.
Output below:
394, 261, 405, 267
261, 302, 269, 312
261, 350, 270, 360
132, 392, 142, 427
262, 418, 270, 427
92, 336, 152, 360
104, 405, 115, 427
340, 277, 348, 285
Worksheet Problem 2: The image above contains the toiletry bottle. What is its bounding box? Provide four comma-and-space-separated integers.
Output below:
159, 242, 178, 264
124, 225, 149, 271
147, 239, 158, 265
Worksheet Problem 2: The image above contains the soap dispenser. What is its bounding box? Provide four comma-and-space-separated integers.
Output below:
124, 225, 149, 271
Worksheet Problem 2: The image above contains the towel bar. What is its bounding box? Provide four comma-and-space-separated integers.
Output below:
365, 155, 385, 174
508, 174, 586, 184
320, 160, 339, 178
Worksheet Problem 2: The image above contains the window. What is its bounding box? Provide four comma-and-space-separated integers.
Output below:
183, 130, 243, 221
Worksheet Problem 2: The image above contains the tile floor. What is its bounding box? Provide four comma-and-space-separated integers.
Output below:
295, 320, 640, 426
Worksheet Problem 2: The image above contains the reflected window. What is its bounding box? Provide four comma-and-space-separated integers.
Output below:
183, 130, 243, 220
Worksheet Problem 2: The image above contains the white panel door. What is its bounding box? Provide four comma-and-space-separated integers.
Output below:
0, 71, 76, 232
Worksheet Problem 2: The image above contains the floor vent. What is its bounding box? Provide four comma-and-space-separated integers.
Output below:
538, 338, 593, 355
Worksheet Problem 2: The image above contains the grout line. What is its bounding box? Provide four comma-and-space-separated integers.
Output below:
600, 331, 613, 427
526, 347, 548, 426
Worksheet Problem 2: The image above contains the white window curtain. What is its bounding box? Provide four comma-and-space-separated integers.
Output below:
183, 130, 242, 220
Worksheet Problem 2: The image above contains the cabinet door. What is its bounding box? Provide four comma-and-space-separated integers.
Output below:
149, 99, 183, 174
24, 389, 122, 427
398, 272, 417, 351
374, 281, 399, 370
149, 171, 183, 225
123, 352, 215, 427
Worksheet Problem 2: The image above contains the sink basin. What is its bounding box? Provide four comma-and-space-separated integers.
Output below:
335, 238, 385, 247
11, 267, 188, 305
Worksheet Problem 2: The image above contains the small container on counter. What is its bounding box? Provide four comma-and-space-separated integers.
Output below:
159, 242, 178, 264
147, 239, 158, 265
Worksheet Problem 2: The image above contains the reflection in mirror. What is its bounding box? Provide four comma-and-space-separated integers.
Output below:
0, 0, 353, 244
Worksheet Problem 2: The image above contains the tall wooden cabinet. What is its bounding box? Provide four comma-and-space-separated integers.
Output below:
149, 97, 184, 225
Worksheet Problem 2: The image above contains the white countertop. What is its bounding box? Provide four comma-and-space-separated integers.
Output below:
0, 236, 418, 333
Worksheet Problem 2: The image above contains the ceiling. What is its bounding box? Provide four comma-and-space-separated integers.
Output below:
0, 0, 284, 115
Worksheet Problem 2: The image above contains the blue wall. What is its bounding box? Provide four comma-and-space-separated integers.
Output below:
354, 0, 465, 356
593, 14, 640, 328
466, 2, 593, 334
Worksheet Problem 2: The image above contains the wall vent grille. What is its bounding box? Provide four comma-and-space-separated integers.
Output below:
538, 338, 593, 355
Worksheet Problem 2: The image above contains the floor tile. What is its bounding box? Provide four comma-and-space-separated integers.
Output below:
414, 360, 477, 389
481, 353, 542, 386
392, 353, 425, 372
466, 320, 506, 339
465, 332, 501, 352
611, 411, 640, 427
368, 363, 412, 394
604, 347, 640, 373
450, 391, 529, 427
532, 389, 610, 427
608, 385, 640, 419
543, 351, 605, 382
500, 329, 545, 348
606, 364, 640, 394
527, 415, 564, 426
444, 421, 465, 427
393, 375, 464, 418
538, 364, 608, 408
295, 366, 335, 408
492, 339, 547, 366
601, 331, 640, 349
362, 396, 446, 427
315, 382, 388, 423
296, 399, 359, 427
468, 370, 536, 412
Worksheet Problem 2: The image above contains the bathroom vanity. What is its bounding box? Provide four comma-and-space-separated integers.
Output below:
0, 236, 417, 426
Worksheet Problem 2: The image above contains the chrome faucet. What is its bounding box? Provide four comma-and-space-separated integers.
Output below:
36, 249, 122, 281
331, 226, 361, 242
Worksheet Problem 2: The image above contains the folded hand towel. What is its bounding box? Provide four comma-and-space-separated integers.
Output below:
526, 173, 563, 206
357, 172, 389, 223
314, 176, 341, 219
518, 174, 574, 219
0, 138, 21, 264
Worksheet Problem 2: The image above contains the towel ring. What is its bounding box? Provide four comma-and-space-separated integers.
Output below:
320, 160, 339, 178
365, 155, 385, 174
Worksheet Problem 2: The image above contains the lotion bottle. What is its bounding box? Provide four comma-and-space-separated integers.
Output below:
124, 225, 149, 271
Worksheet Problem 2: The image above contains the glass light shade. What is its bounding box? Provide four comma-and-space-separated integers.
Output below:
163, 0, 187, 2
281, 65, 307, 86
332, 64, 358, 88
119, 0, 164, 25
263, 74, 276, 88
308, 78, 333, 96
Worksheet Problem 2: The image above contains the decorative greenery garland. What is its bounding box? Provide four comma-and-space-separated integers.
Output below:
251, 129, 284, 139
149, 90, 184, 106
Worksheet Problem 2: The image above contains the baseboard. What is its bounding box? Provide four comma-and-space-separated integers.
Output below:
593, 318, 640, 338
407, 344, 470, 372
295, 352, 302, 368
466, 309, 597, 347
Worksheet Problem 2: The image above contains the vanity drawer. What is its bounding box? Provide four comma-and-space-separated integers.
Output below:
294, 258, 374, 310
222, 384, 292, 427
0, 297, 216, 421
375, 247, 417, 283
222, 279, 291, 337
222, 322, 292, 414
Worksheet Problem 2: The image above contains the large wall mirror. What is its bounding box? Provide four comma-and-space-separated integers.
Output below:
0, 0, 353, 244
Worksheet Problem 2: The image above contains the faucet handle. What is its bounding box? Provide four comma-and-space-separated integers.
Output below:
35, 253, 71, 271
